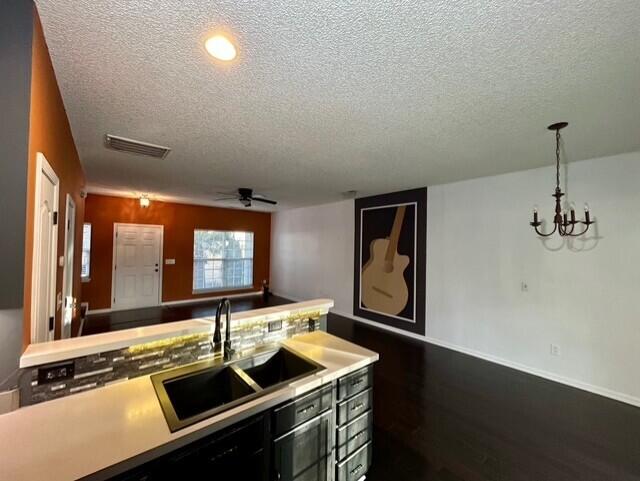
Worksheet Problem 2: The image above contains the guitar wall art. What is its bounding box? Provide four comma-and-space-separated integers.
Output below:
354, 188, 426, 335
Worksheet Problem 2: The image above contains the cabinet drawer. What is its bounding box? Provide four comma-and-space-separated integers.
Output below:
273, 384, 333, 437
336, 442, 372, 481
336, 410, 373, 461
337, 366, 372, 402
336, 388, 372, 426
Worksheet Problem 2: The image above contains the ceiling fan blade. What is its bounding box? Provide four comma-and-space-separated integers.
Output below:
211, 196, 238, 202
250, 197, 277, 205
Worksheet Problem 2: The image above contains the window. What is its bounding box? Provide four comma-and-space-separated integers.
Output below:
81, 223, 92, 280
193, 230, 254, 292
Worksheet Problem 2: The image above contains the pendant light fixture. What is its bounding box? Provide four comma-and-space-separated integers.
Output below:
530, 122, 594, 237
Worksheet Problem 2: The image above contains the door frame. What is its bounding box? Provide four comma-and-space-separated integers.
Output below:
110, 222, 164, 311
61, 194, 76, 339
30, 152, 59, 343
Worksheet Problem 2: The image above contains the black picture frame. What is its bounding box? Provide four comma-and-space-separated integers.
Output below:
353, 188, 426, 335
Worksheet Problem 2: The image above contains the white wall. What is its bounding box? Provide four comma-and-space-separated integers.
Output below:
271, 151, 640, 406
271, 200, 354, 314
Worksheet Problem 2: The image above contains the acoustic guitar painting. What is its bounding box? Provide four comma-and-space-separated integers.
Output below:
361, 205, 410, 316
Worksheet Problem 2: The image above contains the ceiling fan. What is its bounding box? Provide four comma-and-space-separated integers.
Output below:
214, 188, 277, 208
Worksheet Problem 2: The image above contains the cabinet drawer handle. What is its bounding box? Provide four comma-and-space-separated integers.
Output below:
209, 445, 238, 462
350, 402, 365, 412
351, 377, 364, 387
297, 403, 316, 415
350, 463, 363, 476
353, 431, 365, 440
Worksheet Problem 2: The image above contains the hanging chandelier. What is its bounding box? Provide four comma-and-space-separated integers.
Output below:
530, 122, 594, 237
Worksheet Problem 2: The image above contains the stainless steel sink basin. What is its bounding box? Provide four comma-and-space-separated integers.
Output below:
152, 346, 324, 431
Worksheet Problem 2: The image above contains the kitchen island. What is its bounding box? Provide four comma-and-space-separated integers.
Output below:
0, 299, 378, 481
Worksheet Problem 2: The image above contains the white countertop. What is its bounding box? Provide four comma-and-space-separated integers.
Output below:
0, 331, 378, 481
20, 298, 335, 368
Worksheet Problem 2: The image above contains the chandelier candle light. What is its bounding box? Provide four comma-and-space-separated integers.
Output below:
530, 122, 594, 237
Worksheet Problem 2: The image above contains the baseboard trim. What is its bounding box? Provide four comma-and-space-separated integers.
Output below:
421, 335, 640, 409
87, 291, 262, 314
273, 292, 640, 409
161, 291, 261, 307
87, 308, 112, 315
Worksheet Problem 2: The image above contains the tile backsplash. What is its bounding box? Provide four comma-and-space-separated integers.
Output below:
20, 313, 326, 406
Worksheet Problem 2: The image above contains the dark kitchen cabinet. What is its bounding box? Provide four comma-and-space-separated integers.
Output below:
336, 442, 372, 481
335, 366, 373, 481
272, 409, 334, 481
272, 384, 333, 437
164, 413, 268, 479
107, 414, 268, 481
102, 368, 376, 481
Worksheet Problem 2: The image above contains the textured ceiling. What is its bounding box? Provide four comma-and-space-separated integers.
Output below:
36, 0, 640, 210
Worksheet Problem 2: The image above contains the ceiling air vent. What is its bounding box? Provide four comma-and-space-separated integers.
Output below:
105, 134, 171, 159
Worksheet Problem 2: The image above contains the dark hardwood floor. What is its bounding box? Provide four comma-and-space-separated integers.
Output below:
82, 294, 292, 335
85, 296, 640, 480
327, 313, 640, 481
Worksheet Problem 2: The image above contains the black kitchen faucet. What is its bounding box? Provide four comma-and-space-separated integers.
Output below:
213, 298, 234, 361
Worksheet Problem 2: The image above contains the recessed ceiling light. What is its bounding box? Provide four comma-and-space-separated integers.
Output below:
205, 35, 237, 61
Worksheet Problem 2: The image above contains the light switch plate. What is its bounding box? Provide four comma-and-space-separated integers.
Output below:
58, 255, 65, 267
165, 258, 176, 265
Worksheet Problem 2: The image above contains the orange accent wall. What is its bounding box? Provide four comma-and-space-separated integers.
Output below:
82, 195, 271, 310
23, 9, 87, 347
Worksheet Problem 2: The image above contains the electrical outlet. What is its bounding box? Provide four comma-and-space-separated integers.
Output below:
308, 317, 318, 332
550, 344, 560, 356
521, 282, 529, 292
37, 361, 75, 384
268, 320, 283, 332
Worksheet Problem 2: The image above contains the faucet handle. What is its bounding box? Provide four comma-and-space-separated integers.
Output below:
223, 340, 235, 361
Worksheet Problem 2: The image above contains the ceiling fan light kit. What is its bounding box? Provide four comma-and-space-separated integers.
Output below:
139, 194, 150, 208
530, 122, 595, 238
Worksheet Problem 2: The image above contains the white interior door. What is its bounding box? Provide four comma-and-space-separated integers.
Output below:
112, 223, 163, 310
61, 194, 75, 338
32, 153, 59, 343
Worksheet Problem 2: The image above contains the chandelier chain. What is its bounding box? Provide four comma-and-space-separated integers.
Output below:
555, 129, 561, 191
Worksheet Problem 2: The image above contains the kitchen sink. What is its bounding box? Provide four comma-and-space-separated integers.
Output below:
235, 347, 322, 389
152, 346, 324, 431
163, 366, 256, 421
